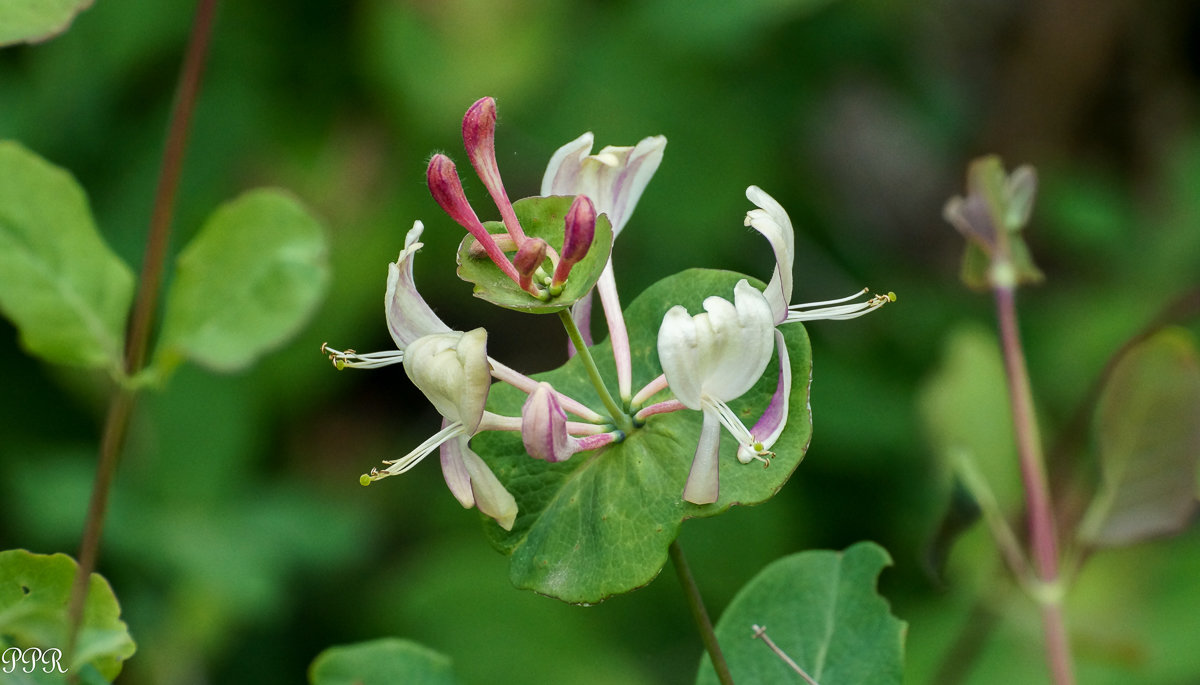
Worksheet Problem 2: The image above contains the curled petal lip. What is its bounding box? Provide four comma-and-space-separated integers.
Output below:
386, 221, 454, 349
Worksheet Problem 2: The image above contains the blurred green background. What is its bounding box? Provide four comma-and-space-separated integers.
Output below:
3, 0, 1200, 683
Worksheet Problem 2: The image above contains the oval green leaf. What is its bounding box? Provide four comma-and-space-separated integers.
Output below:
0, 141, 134, 373
455, 195, 613, 314
1078, 328, 1200, 547
697, 542, 906, 685
473, 269, 813, 603
0, 549, 136, 682
0, 0, 93, 46
309, 638, 460, 685
156, 189, 329, 375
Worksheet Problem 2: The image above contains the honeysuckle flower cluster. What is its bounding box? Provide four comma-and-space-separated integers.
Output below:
323, 97, 893, 527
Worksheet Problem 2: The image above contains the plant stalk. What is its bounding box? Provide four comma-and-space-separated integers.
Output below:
65, 0, 219, 659
669, 540, 734, 685
558, 309, 633, 433
993, 285, 1074, 685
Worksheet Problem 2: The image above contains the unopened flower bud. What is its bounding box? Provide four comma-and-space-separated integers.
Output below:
462, 96, 527, 244
427, 153, 521, 285
513, 237, 548, 295
522, 382, 573, 462
552, 195, 595, 288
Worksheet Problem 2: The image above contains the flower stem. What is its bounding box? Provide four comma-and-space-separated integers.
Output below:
558, 309, 632, 433
65, 0, 219, 659
993, 285, 1074, 685
670, 540, 734, 685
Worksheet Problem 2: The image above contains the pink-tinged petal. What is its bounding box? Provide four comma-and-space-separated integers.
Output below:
598, 136, 666, 235
439, 418, 475, 508
541, 133, 666, 237
745, 185, 794, 323
446, 433, 518, 531
683, 409, 722, 505
386, 221, 453, 349
737, 330, 791, 464
596, 265, 633, 402
521, 382, 576, 463
462, 97, 527, 244
427, 153, 522, 285
541, 132, 594, 197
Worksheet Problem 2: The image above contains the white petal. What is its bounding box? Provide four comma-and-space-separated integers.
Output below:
404, 328, 491, 432
682, 409, 722, 505
457, 436, 518, 531
701, 281, 775, 401
657, 305, 703, 409
386, 221, 453, 348
541, 132, 594, 197
542, 133, 666, 237
745, 186, 794, 323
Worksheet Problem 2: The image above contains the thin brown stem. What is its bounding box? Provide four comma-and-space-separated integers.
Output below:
993, 286, 1075, 685
65, 0, 220, 659
669, 540, 734, 685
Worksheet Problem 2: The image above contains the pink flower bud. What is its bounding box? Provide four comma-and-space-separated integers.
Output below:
426, 153, 521, 285
553, 195, 595, 286
513, 237, 548, 294
462, 97, 527, 244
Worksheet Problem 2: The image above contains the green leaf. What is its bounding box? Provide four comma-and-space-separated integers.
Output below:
0, 0, 93, 46
697, 542, 905, 685
1078, 328, 1200, 547
0, 550, 136, 682
0, 141, 134, 372
455, 195, 613, 314
474, 269, 812, 603
309, 638, 460, 685
156, 189, 329, 375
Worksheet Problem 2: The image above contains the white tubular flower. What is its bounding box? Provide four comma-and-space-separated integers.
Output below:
323, 221, 451, 370
541, 132, 667, 401
657, 280, 776, 504
387, 220, 453, 348
737, 186, 894, 463
541, 132, 667, 237
744, 186, 893, 326
360, 328, 518, 531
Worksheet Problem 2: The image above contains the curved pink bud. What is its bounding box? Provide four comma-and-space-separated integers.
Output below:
462, 97, 527, 244
427, 153, 520, 285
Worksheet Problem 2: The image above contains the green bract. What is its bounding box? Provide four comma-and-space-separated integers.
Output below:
475, 269, 813, 603
0, 141, 134, 373
696, 542, 905, 685
0, 549, 136, 682
455, 195, 613, 314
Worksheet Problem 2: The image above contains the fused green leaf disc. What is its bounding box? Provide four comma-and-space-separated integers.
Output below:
0, 141, 134, 372
696, 542, 905, 685
156, 188, 329, 375
455, 195, 613, 314
0, 549, 136, 682
475, 268, 813, 603
309, 638, 460, 685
